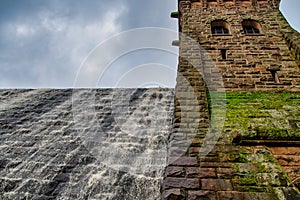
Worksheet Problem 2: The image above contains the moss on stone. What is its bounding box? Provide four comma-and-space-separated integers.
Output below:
222, 91, 300, 140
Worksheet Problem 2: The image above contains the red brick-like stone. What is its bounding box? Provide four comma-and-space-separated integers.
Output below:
200, 162, 233, 168
216, 167, 237, 179
162, 189, 185, 200
168, 156, 199, 166
163, 177, 200, 189
165, 166, 185, 177
186, 167, 217, 178
201, 179, 233, 191
217, 191, 276, 200
188, 190, 217, 200
186, 167, 198, 178
198, 168, 217, 178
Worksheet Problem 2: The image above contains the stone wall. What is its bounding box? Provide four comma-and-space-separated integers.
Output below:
178, 0, 300, 91
162, 91, 300, 199
161, 0, 300, 199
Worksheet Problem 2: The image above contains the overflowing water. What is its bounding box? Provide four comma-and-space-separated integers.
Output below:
0, 89, 174, 199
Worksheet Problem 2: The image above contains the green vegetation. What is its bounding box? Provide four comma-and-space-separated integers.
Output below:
222, 91, 300, 140
230, 148, 250, 163
237, 174, 258, 186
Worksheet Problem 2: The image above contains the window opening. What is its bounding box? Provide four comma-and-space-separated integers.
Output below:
270, 70, 280, 84
212, 26, 229, 35
221, 49, 227, 59
242, 20, 262, 35
211, 20, 231, 35
244, 26, 260, 35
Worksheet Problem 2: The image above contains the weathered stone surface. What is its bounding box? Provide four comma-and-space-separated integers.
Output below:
188, 190, 217, 200
162, 189, 185, 200
217, 191, 277, 200
179, 0, 300, 92
168, 156, 199, 166
201, 179, 233, 191
195, 167, 217, 178
165, 167, 185, 177
163, 177, 200, 189
162, 1, 300, 199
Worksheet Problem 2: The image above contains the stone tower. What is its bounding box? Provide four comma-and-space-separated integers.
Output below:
162, 0, 300, 199
174, 0, 300, 91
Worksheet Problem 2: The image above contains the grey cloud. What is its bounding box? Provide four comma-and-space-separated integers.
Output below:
0, 0, 178, 88
0, 0, 130, 88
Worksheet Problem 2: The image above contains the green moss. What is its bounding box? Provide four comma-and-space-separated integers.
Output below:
257, 149, 277, 163
238, 176, 258, 186
230, 148, 250, 163
231, 153, 249, 163
235, 170, 259, 186
223, 91, 300, 140
235, 163, 241, 172
257, 163, 269, 173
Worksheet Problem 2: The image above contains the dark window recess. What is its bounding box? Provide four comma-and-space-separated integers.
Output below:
270, 70, 280, 84
244, 26, 260, 35
221, 49, 227, 59
212, 26, 229, 35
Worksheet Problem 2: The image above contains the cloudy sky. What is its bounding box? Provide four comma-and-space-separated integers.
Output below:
0, 0, 299, 88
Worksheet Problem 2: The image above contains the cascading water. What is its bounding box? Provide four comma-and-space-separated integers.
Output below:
72, 88, 174, 199
0, 88, 174, 199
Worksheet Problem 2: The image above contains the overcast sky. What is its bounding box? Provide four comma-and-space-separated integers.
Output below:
0, 0, 299, 88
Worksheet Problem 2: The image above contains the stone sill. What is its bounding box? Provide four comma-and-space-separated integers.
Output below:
211, 34, 232, 37
244, 34, 264, 37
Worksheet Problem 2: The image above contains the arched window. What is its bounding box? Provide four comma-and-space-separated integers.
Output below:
207, 0, 218, 5
211, 20, 231, 35
242, 20, 262, 35
191, 0, 202, 7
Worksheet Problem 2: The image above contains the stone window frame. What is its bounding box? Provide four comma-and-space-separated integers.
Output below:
211, 20, 231, 36
242, 19, 263, 35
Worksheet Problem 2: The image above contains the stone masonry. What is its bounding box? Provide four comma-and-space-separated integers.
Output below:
162, 0, 300, 199
178, 0, 300, 91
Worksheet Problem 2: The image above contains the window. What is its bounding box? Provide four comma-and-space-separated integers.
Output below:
211, 20, 231, 35
242, 20, 262, 35
220, 49, 227, 60
244, 26, 260, 35
207, 0, 217, 5
191, 0, 201, 6
212, 26, 229, 35
270, 70, 280, 84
